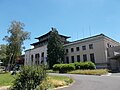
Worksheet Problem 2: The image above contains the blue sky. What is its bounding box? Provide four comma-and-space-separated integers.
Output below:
0, 0, 120, 51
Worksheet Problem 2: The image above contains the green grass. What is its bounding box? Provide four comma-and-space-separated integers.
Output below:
68, 69, 108, 75
0, 73, 15, 86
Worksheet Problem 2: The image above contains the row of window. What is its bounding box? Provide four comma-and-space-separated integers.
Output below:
66, 44, 93, 53
66, 53, 95, 63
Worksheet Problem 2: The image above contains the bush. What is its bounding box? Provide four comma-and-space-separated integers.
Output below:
74, 62, 81, 69
53, 64, 61, 71
81, 62, 96, 69
74, 62, 96, 70
53, 64, 75, 73
52, 61, 95, 73
10, 65, 46, 90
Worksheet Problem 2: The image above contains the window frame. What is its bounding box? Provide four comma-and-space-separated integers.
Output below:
89, 44, 93, 49
82, 45, 86, 50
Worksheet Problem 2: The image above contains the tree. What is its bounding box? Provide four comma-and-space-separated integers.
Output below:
47, 28, 64, 69
0, 44, 7, 65
3, 21, 30, 67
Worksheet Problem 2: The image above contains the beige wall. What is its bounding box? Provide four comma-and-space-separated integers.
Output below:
25, 45, 47, 65
64, 36, 120, 68
64, 37, 106, 63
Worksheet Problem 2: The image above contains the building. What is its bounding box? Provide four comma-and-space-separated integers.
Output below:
108, 46, 120, 71
64, 34, 120, 69
25, 28, 70, 66
25, 28, 120, 70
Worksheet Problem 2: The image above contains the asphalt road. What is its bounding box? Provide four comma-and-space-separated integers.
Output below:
49, 73, 120, 90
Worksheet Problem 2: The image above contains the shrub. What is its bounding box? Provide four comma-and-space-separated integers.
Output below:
74, 62, 81, 69
10, 65, 46, 90
81, 62, 96, 69
53, 64, 61, 71
53, 64, 75, 73
74, 62, 96, 70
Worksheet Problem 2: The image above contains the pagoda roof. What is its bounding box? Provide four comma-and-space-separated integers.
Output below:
35, 31, 70, 39
31, 39, 48, 46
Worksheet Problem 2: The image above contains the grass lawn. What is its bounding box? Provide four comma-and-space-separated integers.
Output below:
0, 73, 15, 86
68, 69, 108, 75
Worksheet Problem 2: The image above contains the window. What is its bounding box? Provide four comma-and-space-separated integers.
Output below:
71, 56, 74, 63
82, 45, 86, 50
89, 44, 93, 49
66, 57, 69, 63
77, 55, 80, 62
83, 54, 87, 62
76, 47, 80, 51
41, 52, 44, 63
107, 43, 110, 47
110, 45, 112, 47
31, 55, 33, 64
41, 52, 44, 57
66, 49, 69, 53
90, 53, 95, 63
71, 48, 74, 52
35, 54, 40, 65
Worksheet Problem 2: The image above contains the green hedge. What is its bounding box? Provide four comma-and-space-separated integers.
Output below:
53, 64, 75, 73
53, 62, 95, 73
74, 62, 96, 70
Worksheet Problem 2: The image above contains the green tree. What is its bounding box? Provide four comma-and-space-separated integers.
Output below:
0, 44, 7, 65
47, 28, 64, 69
3, 21, 30, 66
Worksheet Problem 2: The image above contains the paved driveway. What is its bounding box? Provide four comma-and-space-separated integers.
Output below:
49, 73, 120, 90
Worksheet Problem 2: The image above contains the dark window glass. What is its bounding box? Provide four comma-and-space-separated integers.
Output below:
107, 43, 110, 47
35, 54, 40, 65
66, 57, 69, 63
82, 45, 86, 50
90, 53, 95, 63
71, 48, 74, 52
77, 55, 80, 62
71, 56, 74, 63
41, 52, 44, 63
41, 52, 44, 57
76, 47, 80, 51
31, 55, 33, 64
89, 44, 93, 49
66, 49, 69, 53
83, 54, 87, 62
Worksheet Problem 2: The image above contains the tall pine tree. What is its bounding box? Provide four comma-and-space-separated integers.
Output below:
47, 28, 64, 69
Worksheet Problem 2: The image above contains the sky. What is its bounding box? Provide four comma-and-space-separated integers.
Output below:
0, 0, 120, 52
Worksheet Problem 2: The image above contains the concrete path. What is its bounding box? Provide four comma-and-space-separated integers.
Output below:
49, 73, 120, 90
